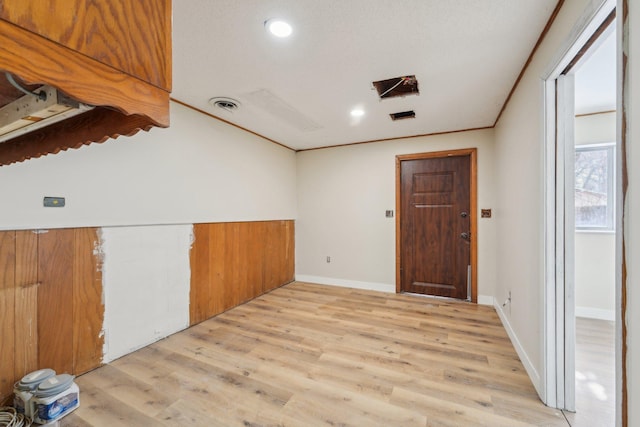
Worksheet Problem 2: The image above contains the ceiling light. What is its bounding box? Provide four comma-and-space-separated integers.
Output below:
265, 19, 293, 38
350, 108, 365, 117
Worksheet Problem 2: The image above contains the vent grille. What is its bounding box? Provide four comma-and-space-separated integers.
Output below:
209, 97, 241, 113
390, 110, 416, 121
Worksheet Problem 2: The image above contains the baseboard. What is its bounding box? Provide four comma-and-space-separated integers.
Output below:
494, 299, 543, 398
575, 306, 615, 321
295, 276, 498, 304
295, 275, 394, 293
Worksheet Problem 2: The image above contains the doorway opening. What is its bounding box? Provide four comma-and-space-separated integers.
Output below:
543, 0, 622, 424
395, 148, 477, 302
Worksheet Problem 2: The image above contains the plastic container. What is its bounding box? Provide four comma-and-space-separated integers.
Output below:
13, 368, 56, 418
31, 374, 80, 424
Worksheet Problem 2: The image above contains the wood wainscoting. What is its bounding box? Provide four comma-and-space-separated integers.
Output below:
190, 220, 295, 325
0, 220, 294, 403
0, 228, 103, 403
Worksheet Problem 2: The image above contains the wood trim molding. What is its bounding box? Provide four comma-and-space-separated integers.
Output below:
395, 148, 478, 302
0, 109, 154, 166
300, 126, 493, 153
561, 9, 616, 75
575, 109, 616, 118
621, 1, 628, 424
170, 98, 296, 152
494, 0, 565, 126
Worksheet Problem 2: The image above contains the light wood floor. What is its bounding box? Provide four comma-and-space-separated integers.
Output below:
60, 282, 569, 427
563, 317, 616, 427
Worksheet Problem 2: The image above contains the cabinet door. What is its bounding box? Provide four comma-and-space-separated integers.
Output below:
0, 0, 171, 90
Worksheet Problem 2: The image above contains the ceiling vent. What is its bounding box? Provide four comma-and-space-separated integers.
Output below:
209, 97, 241, 113
372, 75, 419, 99
390, 110, 416, 121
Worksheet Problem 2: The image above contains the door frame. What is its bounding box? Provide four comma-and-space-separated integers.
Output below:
395, 148, 478, 302
541, 0, 621, 414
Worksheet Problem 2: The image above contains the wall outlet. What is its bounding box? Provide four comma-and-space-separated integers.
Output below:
503, 291, 512, 306
326, 256, 331, 263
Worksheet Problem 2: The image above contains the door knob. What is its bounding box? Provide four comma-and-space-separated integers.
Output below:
460, 211, 468, 218
461, 232, 470, 240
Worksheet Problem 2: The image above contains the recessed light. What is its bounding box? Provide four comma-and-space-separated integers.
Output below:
350, 108, 365, 117
265, 19, 292, 38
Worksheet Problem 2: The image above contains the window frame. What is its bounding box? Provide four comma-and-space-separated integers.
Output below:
574, 142, 616, 232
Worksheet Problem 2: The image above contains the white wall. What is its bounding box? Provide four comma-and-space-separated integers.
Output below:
575, 233, 616, 318
493, 0, 591, 397
575, 112, 616, 320
296, 129, 497, 298
0, 101, 297, 230
575, 110, 616, 142
624, 0, 640, 423
0, 101, 298, 364
101, 224, 193, 362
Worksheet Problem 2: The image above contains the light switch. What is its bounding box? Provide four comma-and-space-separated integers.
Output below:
385, 210, 394, 218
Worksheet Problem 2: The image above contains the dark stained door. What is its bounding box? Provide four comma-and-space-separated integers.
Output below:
400, 155, 471, 299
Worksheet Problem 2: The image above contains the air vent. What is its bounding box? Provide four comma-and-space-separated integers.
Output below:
372, 75, 419, 99
208, 97, 240, 113
390, 110, 416, 121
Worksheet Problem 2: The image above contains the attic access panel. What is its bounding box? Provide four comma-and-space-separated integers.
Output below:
373, 75, 419, 99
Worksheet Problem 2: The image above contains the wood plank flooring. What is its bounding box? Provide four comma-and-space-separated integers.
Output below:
563, 317, 615, 427
61, 282, 568, 427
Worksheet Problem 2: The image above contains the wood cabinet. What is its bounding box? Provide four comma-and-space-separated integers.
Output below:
0, 0, 172, 166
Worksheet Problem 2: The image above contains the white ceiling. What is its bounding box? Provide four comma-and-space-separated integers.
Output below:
172, 0, 559, 150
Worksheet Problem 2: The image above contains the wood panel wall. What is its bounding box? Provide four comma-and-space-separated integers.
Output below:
1, 220, 293, 401
190, 220, 295, 325
0, 228, 103, 402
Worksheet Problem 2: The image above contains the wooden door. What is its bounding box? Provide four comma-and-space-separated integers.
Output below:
398, 152, 473, 300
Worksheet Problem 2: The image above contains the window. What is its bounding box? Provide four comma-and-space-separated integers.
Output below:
575, 143, 615, 230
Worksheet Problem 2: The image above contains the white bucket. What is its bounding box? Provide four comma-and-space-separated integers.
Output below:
31, 374, 80, 424
13, 368, 56, 418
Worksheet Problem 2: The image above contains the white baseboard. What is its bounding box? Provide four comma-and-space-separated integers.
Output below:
575, 306, 615, 321
295, 275, 394, 293
494, 299, 543, 398
296, 277, 498, 305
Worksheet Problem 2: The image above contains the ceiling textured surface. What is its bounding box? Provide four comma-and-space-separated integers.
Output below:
172, 0, 559, 150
